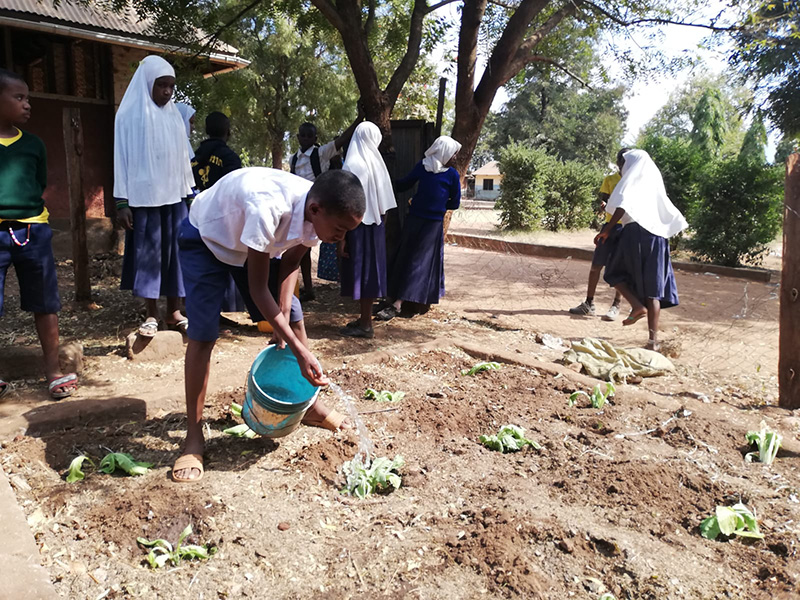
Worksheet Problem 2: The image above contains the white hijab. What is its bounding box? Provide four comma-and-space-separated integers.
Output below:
343, 122, 396, 226
422, 136, 461, 173
606, 149, 688, 238
113, 55, 194, 208
176, 102, 196, 159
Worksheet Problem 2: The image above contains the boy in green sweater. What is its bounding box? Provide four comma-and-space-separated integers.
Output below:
0, 69, 77, 399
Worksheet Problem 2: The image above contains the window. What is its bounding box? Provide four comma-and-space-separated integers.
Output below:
482, 178, 494, 191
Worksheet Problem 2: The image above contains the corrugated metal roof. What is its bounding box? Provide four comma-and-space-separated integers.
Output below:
0, 0, 242, 57
473, 160, 501, 176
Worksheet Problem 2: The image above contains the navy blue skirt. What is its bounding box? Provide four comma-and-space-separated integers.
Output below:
603, 222, 679, 308
121, 202, 187, 299
317, 242, 339, 281
388, 214, 445, 305
340, 221, 387, 300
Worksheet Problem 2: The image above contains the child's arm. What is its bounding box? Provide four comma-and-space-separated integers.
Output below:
247, 247, 327, 386
334, 103, 366, 152
594, 208, 625, 245
445, 170, 462, 211
395, 162, 423, 193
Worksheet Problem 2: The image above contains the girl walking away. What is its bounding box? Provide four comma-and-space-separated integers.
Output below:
114, 56, 195, 337
597, 149, 688, 351
338, 122, 397, 338
377, 136, 461, 321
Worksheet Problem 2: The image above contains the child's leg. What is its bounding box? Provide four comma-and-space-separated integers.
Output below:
165, 296, 187, 327
33, 313, 75, 393
614, 282, 646, 321
174, 338, 215, 481
645, 298, 661, 349
585, 264, 603, 303
144, 298, 159, 320
359, 298, 373, 329
299, 248, 314, 296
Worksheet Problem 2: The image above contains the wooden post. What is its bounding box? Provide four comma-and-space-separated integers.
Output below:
434, 77, 447, 139
62, 107, 92, 302
780, 153, 800, 409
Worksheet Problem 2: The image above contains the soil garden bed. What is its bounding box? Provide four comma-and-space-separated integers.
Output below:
1, 347, 798, 599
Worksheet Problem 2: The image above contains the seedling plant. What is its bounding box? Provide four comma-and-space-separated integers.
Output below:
342, 456, 405, 499
223, 403, 258, 438
479, 425, 541, 453
66, 455, 94, 483
66, 452, 152, 483
364, 388, 406, 402
745, 421, 782, 465
700, 503, 764, 541
137, 525, 217, 569
569, 383, 616, 409
461, 361, 501, 376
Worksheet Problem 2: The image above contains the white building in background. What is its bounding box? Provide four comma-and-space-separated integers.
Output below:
473, 161, 502, 200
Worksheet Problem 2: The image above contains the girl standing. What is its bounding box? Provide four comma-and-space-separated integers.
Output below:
114, 55, 194, 336
175, 102, 196, 160
596, 149, 688, 351
338, 122, 396, 338
377, 136, 461, 321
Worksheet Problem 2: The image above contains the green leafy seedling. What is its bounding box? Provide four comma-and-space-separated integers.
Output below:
99, 452, 153, 477
342, 456, 405, 499
700, 503, 764, 541
364, 388, 406, 402
599, 595, 616, 600
479, 424, 541, 453
223, 423, 258, 438
461, 361, 501, 376
66, 455, 95, 483
230, 402, 243, 417
745, 421, 782, 465
137, 525, 217, 569
568, 383, 615, 409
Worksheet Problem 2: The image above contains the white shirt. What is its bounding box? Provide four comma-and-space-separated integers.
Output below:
291, 140, 339, 181
189, 168, 319, 266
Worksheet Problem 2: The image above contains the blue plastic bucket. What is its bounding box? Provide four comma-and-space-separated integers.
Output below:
242, 345, 320, 438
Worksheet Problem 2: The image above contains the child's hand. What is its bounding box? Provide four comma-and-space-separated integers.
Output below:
337, 240, 348, 259
296, 347, 329, 387
117, 207, 133, 230
594, 230, 609, 245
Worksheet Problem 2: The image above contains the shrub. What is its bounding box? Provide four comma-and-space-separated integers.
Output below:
496, 142, 546, 230
496, 143, 601, 231
690, 158, 783, 266
639, 133, 704, 218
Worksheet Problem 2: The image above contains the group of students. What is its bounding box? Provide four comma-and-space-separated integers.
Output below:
0, 53, 684, 483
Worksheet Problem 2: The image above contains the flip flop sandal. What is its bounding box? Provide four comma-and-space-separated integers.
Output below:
0, 380, 10, 399
375, 306, 398, 321
138, 319, 159, 337
172, 453, 204, 483
167, 319, 189, 335
48, 373, 78, 400
622, 311, 647, 326
303, 410, 350, 432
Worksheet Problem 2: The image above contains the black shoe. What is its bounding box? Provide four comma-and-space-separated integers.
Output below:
375, 306, 398, 321
299, 289, 316, 302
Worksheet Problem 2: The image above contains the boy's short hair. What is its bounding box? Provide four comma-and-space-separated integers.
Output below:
206, 111, 230, 138
308, 170, 366, 219
617, 147, 631, 167
0, 68, 25, 93
298, 122, 317, 137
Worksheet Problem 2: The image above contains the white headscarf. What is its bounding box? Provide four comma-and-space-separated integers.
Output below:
113, 55, 194, 208
343, 122, 396, 226
422, 136, 461, 173
175, 102, 196, 159
606, 149, 688, 239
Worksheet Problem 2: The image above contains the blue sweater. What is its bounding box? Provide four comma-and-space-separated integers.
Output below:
396, 161, 461, 221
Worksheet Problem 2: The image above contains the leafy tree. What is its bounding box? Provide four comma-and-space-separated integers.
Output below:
730, 0, 800, 136
690, 88, 729, 158
738, 116, 768, 165
485, 57, 627, 169
638, 133, 704, 217
775, 136, 799, 164
690, 158, 783, 266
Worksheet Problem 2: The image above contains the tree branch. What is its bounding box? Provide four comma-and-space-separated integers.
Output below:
192, 0, 263, 59
309, 0, 346, 32
365, 0, 377, 36
581, 0, 741, 33
525, 55, 590, 87
426, 0, 461, 14
385, 0, 429, 106
511, 1, 579, 72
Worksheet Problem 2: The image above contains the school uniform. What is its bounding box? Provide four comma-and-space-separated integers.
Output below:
592, 173, 622, 267
179, 168, 318, 342
114, 56, 195, 301
290, 141, 340, 282
0, 129, 60, 316
389, 155, 461, 305
602, 149, 686, 308
339, 122, 396, 301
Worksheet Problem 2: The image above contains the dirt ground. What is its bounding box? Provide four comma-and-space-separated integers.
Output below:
0, 223, 797, 599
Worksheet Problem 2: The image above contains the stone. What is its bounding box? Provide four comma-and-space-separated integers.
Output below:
126, 331, 185, 362
58, 342, 84, 374
277, 522, 290, 531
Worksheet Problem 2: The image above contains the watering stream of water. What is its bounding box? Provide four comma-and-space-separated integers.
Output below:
328, 382, 374, 463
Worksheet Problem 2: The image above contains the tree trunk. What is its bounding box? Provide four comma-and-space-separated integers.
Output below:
271, 138, 284, 169
780, 153, 800, 408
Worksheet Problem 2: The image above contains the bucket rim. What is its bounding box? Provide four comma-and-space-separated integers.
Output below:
250, 344, 320, 408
